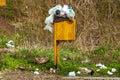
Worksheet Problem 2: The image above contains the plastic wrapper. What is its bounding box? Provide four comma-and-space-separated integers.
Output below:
49, 4, 62, 15
45, 14, 54, 24
44, 24, 53, 33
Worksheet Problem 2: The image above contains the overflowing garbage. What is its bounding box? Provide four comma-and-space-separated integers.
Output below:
44, 4, 75, 33
6, 40, 15, 48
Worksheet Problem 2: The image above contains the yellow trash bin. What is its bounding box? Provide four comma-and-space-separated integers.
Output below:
53, 19, 76, 67
0, 0, 6, 6
54, 19, 76, 41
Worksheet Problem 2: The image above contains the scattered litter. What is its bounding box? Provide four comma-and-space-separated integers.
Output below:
111, 68, 117, 73
107, 71, 113, 75
80, 68, 94, 75
80, 68, 92, 73
34, 56, 49, 64
6, 40, 15, 48
107, 68, 117, 75
81, 59, 90, 63
34, 68, 39, 75
77, 71, 81, 74
96, 63, 107, 69
68, 71, 76, 77
18, 66, 25, 71
49, 68, 56, 74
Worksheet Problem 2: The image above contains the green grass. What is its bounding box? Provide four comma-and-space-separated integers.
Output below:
0, 35, 8, 48
0, 46, 120, 76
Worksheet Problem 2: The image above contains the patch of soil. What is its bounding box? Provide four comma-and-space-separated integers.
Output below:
0, 70, 85, 80
0, 19, 15, 36
1, 70, 62, 80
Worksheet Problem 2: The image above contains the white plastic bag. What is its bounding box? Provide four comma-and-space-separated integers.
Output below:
67, 7, 75, 20
68, 71, 76, 77
49, 4, 62, 15
45, 14, 54, 24
62, 5, 69, 13
44, 24, 53, 33
44, 14, 54, 33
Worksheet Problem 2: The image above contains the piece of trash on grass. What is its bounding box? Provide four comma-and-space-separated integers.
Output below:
6, 40, 15, 48
111, 68, 117, 73
34, 68, 39, 75
96, 63, 107, 69
34, 56, 49, 64
107, 71, 113, 75
77, 71, 81, 74
68, 71, 76, 77
49, 68, 56, 74
18, 66, 25, 71
80, 68, 94, 75
81, 59, 90, 63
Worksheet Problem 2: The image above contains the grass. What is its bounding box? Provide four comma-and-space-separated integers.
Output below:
0, 35, 120, 76
0, 35, 8, 48
0, 45, 120, 77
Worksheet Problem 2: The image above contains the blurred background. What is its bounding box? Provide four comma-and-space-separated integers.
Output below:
0, 0, 120, 52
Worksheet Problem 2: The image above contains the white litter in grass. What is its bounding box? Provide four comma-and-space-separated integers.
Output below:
111, 68, 117, 73
81, 59, 90, 63
96, 63, 107, 69
107, 71, 113, 75
34, 71, 39, 75
80, 68, 92, 73
68, 71, 76, 77
77, 71, 81, 74
49, 68, 56, 74
6, 40, 15, 48
34, 68, 39, 75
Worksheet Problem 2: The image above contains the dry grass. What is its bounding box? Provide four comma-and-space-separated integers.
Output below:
1, 0, 120, 52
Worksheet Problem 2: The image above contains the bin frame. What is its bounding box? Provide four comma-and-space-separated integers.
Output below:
54, 19, 76, 67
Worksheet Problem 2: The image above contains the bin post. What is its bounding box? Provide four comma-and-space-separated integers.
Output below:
54, 40, 60, 68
